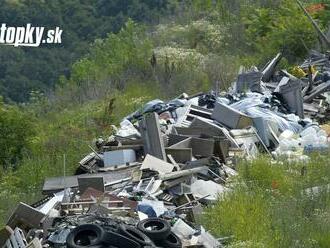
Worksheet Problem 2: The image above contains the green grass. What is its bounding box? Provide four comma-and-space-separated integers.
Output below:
202, 155, 330, 248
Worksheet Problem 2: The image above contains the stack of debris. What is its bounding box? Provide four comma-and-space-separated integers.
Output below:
2, 51, 330, 248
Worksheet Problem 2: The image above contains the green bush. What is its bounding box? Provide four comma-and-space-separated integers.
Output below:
244, 0, 320, 64
0, 99, 35, 171
69, 20, 153, 94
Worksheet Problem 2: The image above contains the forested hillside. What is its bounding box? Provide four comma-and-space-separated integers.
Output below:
0, 0, 330, 246
0, 0, 169, 102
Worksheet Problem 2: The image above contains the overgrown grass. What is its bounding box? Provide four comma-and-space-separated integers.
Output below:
203, 155, 330, 247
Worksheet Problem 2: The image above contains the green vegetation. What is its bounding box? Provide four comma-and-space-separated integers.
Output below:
0, 0, 169, 102
203, 156, 330, 247
0, 1, 329, 246
244, 1, 318, 63
0, 99, 35, 171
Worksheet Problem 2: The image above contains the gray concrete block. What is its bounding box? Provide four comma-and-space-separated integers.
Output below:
211, 102, 253, 129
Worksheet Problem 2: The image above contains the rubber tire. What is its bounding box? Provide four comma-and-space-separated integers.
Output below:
118, 224, 155, 246
66, 224, 105, 248
156, 232, 182, 248
137, 218, 171, 242
102, 230, 141, 248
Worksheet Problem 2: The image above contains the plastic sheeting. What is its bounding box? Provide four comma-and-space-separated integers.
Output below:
229, 93, 303, 133
125, 98, 187, 121
190, 179, 228, 201
116, 119, 140, 138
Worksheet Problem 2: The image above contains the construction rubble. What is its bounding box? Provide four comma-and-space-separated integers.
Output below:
1, 50, 330, 248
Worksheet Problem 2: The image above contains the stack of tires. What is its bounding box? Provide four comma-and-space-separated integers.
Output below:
66, 218, 182, 248
136, 218, 182, 248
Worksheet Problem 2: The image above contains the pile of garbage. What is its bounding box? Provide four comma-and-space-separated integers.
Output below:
1, 51, 330, 248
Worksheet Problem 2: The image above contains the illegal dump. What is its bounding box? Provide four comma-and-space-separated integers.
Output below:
1, 50, 330, 248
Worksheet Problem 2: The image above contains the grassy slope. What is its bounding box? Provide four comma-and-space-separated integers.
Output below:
202, 156, 330, 247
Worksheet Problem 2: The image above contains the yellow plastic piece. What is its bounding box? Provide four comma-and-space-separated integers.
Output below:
291, 66, 307, 78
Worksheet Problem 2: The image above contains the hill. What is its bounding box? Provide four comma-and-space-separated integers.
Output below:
0, 0, 169, 102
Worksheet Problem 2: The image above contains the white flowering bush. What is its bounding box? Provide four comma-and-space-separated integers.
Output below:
154, 19, 224, 53
153, 46, 205, 68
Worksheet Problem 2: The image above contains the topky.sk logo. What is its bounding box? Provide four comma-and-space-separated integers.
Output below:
0, 23, 63, 47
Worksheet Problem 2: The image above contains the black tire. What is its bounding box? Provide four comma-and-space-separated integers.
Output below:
118, 225, 155, 246
137, 218, 171, 241
156, 232, 182, 248
66, 224, 105, 248
102, 231, 141, 248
